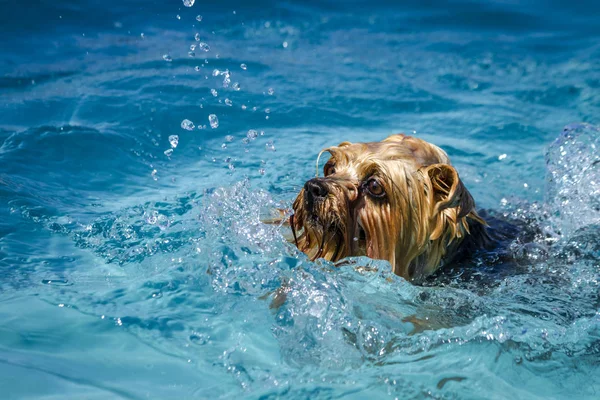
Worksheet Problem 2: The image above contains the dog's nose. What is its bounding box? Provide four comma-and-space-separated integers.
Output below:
304, 178, 328, 199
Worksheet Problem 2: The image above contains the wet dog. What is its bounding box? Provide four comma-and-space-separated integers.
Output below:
290, 134, 491, 282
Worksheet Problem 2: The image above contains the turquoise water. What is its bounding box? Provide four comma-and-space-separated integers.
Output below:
1, 0, 599, 398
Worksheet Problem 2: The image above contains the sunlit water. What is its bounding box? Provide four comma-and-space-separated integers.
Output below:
1, 1, 599, 398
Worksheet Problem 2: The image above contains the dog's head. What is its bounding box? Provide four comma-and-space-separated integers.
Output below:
290, 134, 485, 281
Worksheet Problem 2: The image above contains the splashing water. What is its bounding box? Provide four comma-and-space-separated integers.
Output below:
544, 123, 600, 239
181, 119, 195, 130
208, 114, 219, 129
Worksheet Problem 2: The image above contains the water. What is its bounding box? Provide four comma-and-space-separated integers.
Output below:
1, 0, 599, 398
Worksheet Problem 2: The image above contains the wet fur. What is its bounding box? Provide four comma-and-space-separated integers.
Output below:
291, 134, 490, 282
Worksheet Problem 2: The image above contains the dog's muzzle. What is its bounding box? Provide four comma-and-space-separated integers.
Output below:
304, 178, 328, 212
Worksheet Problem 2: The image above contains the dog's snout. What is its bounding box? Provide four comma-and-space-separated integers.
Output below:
304, 178, 328, 199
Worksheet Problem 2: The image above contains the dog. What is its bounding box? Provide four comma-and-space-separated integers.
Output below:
290, 134, 491, 282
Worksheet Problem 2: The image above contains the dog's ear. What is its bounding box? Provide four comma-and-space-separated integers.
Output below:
423, 163, 475, 219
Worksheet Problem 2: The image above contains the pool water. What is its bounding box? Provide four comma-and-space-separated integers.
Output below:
1, 0, 599, 398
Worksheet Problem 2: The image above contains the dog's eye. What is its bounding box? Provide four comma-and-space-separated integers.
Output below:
365, 179, 385, 197
324, 163, 336, 176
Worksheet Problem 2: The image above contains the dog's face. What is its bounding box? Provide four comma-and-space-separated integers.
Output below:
291, 134, 484, 281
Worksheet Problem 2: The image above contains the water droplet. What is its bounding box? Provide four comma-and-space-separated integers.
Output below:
240, 63, 247, 70
232, 82, 241, 91
188, 51, 195, 57
162, 54, 172, 62
164, 148, 174, 157
181, 119, 195, 130
283, 41, 288, 48
225, 135, 234, 142
267, 88, 275, 95
208, 114, 219, 129
195, 33, 201, 41
196, 15, 203, 22
146, 210, 158, 224
182, 0, 195, 7
210, 88, 218, 97
198, 42, 210, 52
247, 129, 258, 140
169, 135, 179, 148
225, 98, 232, 106
265, 141, 275, 151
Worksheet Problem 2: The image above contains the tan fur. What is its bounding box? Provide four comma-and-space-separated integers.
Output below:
291, 134, 486, 282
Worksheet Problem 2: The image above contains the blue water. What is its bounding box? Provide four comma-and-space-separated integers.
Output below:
1, 0, 600, 398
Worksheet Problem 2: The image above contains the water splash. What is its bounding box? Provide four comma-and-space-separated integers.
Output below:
545, 123, 600, 239
168, 135, 179, 149
181, 119, 195, 131
208, 114, 219, 129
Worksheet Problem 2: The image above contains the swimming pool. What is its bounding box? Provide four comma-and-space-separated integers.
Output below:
1, 0, 599, 398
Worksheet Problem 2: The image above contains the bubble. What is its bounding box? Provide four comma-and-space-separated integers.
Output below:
259, 168, 265, 175
181, 119, 195, 130
151, 169, 158, 181
164, 148, 174, 157
146, 210, 158, 224
188, 51, 195, 57
267, 88, 275, 95
176, 14, 181, 20
265, 141, 275, 151
240, 63, 247, 70
225, 98, 232, 106
169, 135, 179, 148
208, 114, 219, 129
232, 82, 241, 91
221, 143, 227, 149
194, 66, 201, 71
265, 108, 271, 114
140, 33, 145, 39
210, 88, 218, 97
198, 42, 210, 52
283, 41, 288, 48
182, 0, 195, 7
162, 54, 172, 62
190, 44, 197, 51
247, 129, 258, 140
241, 104, 247, 110
225, 135, 234, 142
195, 33, 201, 41
196, 15, 203, 22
